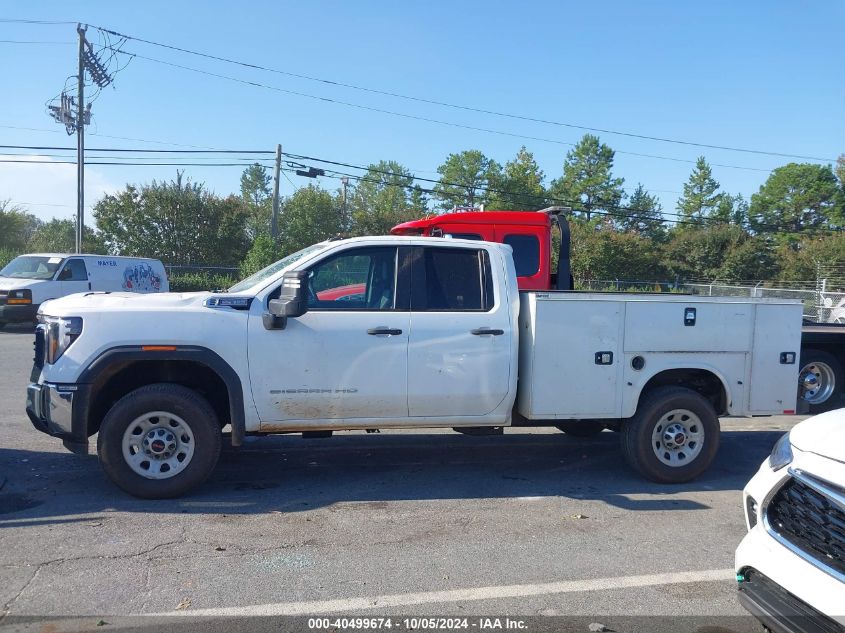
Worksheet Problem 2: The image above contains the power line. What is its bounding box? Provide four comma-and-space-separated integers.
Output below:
0, 144, 273, 153
0, 18, 77, 25
107, 47, 778, 174
90, 22, 836, 163
0, 39, 73, 44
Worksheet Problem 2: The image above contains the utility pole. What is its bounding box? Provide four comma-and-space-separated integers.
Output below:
76, 24, 86, 254
271, 144, 282, 241
340, 176, 349, 232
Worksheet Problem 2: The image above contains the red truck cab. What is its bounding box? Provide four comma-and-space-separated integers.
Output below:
391, 210, 555, 290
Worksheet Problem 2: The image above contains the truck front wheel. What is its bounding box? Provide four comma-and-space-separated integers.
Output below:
621, 386, 719, 484
97, 383, 222, 499
798, 349, 843, 413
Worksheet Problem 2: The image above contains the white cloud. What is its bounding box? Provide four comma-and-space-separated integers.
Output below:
0, 156, 119, 224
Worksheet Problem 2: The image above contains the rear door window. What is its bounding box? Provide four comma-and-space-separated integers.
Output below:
412, 247, 493, 311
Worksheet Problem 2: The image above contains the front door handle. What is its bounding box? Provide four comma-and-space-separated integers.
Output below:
367, 327, 403, 336
471, 328, 504, 336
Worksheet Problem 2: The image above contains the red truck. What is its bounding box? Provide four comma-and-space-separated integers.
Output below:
391, 207, 845, 415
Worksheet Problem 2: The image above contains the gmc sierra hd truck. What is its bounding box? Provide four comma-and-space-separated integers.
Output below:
26, 233, 803, 498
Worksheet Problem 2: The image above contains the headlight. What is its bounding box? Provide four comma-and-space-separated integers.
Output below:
7, 288, 32, 304
40, 316, 83, 364
769, 432, 793, 471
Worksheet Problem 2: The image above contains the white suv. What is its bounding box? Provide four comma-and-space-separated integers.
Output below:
736, 409, 845, 630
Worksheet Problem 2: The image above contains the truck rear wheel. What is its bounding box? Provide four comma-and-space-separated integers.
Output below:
621, 386, 719, 484
555, 421, 605, 437
97, 383, 221, 499
798, 349, 843, 414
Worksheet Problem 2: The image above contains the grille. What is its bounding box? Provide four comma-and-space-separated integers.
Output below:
767, 476, 845, 577
33, 325, 45, 370
0, 290, 6, 306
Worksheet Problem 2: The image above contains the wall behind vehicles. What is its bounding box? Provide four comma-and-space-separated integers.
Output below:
516, 293, 804, 420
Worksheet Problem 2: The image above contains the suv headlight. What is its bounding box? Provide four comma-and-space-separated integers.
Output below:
769, 432, 793, 471
40, 316, 83, 364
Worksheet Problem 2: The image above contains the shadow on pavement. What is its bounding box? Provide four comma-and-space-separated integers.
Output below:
0, 427, 783, 524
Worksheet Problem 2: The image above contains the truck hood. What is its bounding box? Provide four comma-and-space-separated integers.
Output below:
0, 277, 42, 291
38, 291, 212, 314
790, 409, 845, 464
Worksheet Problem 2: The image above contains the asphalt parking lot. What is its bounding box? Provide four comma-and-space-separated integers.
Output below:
0, 322, 801, 631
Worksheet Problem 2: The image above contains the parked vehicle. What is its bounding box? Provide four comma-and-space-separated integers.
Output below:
392, 208, 845, 414
735, 409, 845, 631
26, 226, 803, 498
0, 253, 168, 327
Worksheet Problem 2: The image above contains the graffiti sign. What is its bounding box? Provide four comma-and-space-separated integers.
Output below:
122, 263, 163, 292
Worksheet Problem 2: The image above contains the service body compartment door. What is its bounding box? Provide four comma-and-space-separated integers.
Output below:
520, 297, 622, 418
749, 303, 803, 413
407, 245, 512, 418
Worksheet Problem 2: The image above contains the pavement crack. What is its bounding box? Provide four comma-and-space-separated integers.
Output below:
2, 562, 43, 618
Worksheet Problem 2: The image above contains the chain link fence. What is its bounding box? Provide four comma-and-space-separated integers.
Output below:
577, 278, 845, 323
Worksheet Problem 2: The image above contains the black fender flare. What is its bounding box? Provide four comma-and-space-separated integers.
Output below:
77, 345, 245, 446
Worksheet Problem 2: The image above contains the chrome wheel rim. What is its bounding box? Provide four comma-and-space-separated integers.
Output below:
799, 361, 835, 405
651, 409, 704, 467
121, 411, 195, 479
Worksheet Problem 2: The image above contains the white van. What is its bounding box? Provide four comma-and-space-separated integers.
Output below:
0, 253, 169, 327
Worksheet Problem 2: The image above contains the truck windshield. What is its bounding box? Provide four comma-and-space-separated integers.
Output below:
0, 255, 63, 280
228, 243, 327, 293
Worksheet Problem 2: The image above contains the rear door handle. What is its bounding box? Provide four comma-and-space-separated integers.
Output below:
367, 327, 403, 336
471, 328, 504, 336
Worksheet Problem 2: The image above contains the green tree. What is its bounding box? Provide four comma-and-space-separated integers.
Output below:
433, 150, 502, 210
617, 184, 665, 239
279, 184, 343, 254
569, 220, 666, 282
662, 224, 773, 281
28, 219, 106, 254
409, 185, 429, 215
549, 134, 625, 221
350, 161, 417, 236
749, 163, 844, 235
94, 172, 250, 266
835, 154, 845, 189
240, 163, 273, 239
0, 200, 39, 251
776, 234, 845, 285
677, 156, 722, 222
488, 146, 546, 210
240, 234, 283, 278
711, 193, 749, 227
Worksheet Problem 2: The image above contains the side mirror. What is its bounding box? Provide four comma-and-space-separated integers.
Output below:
264, 270, 309, 330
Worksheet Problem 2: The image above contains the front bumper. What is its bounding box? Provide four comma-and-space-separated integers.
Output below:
737, 567, 843, 633
0, 303, 38, 323
26, 382, 91, 452
736, 452, 845, 628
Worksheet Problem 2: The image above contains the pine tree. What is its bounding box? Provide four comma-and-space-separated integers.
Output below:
677, 156, 721, 221
488, 146, 546, 210
618, 184, 665, 240
549, 134, 624, 221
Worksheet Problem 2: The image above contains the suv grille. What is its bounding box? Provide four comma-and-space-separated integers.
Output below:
767, 476, 845, 577
0, 290, 7, 306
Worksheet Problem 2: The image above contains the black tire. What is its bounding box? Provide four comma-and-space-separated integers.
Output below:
97, 383, 221, 499
555, 421, 605, 437
799, 348, 844, 414
621, 386, 719, 484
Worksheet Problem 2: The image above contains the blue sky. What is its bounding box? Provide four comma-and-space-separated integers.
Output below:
1, 0, 843, 224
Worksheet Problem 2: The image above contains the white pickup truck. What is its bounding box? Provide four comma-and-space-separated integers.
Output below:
26, 236, 804, 498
